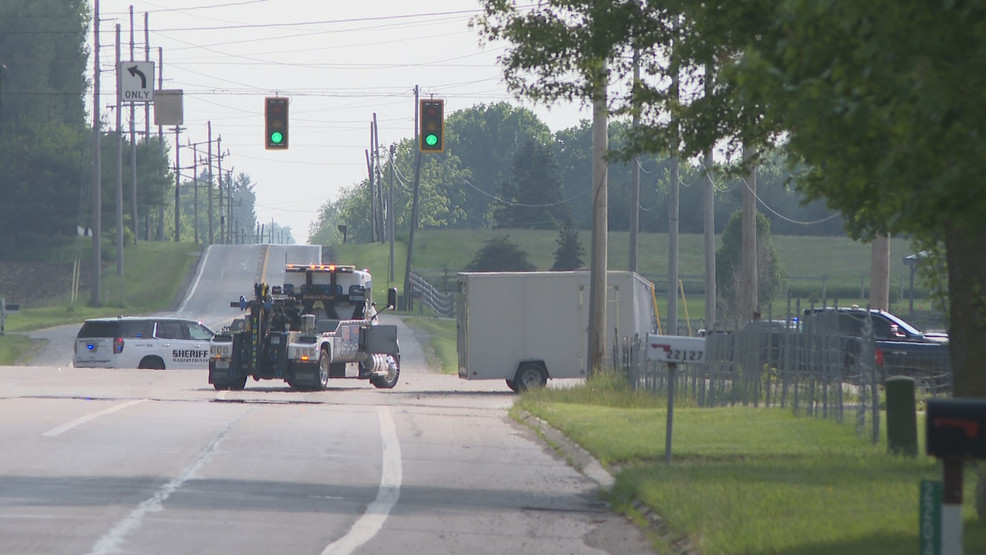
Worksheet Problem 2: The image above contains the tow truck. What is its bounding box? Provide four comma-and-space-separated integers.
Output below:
209, 263, 400, 391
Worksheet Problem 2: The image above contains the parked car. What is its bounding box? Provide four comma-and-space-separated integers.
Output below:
73, 316, 215, 370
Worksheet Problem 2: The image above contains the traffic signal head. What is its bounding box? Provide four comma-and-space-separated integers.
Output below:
419, 99, 444, 153
265, 97, 289, 150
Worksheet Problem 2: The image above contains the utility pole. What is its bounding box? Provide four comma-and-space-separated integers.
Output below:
227, 169, 233, 244
588, 65, 608, 375
629, 48, 640, 274
192, 142, 199, 244
668, 55, 680, 336
703, 62, 716, 332
365, 144, 375, 243
217, 134, 224, 244
157, 47, 165, 241
389, 144, 396, 282
741, 144, 759, 320
129, 6, 138, 247
402, 85, 422, 310
173, 126, 180, 241
115, 24, 124, 276
373, 113, 384, 243
207, 121, 214, 244
870, 234, 890, 310
90, 0, 102, 306
0, 64, 7, 128
144, 12, 151, 240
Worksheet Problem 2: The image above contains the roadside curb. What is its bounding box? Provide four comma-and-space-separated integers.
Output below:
515, 409, 699, 555
515, 410, 614, 489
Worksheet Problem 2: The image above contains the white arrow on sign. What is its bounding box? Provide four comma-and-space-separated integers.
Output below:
118, 61, 155, 103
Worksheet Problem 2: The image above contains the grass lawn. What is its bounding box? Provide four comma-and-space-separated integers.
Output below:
402, 315, 458, 374
515, 377, 985, 555
0, 242, 201, 364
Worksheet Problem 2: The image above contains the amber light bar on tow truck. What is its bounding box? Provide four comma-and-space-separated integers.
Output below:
284, 263, 356, 273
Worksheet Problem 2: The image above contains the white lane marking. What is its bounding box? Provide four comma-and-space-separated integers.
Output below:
88, 407, 252, 555
177, 244, 213, 313
42, 399, 149, 437
321, 406, 402, 555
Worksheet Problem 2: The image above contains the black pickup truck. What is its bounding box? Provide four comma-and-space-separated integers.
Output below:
801, 307, 951, 388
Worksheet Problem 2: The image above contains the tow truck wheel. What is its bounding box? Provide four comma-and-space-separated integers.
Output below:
370, 354, 400, 389
513, 363, 547, 392
315, 348, 331, 390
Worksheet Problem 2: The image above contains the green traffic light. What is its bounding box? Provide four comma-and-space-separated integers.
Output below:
270, 131, 284, 145
425, 134, 438, 147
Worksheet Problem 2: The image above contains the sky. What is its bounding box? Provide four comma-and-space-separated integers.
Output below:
90, 0, 593, 243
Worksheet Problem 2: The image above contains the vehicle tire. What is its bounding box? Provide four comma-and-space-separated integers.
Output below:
505, 379, 519, 392
229, 373, 247, 391
315, 348, 331, 391
213, 383, 229, 391
138, 356, 165, 370
370, 354, 400, 389
513, 363, 547, 392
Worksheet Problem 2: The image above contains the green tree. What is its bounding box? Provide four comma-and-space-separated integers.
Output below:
463, 236, 536, 272
446, 102, 552, 228
0, 0, 91, 247
313, 136, 472, 244
476, 1, 986, 396
675, 1, 985, 395
715, 210, 785, 322
551, 221, 585, 271
495, 136, 569, 229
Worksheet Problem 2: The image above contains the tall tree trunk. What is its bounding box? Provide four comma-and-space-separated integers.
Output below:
945, 223, 986, 398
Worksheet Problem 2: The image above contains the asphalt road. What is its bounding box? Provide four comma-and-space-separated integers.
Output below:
3, 244, 654, 554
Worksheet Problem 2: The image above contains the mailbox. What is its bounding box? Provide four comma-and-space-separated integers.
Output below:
926, 398, 986, 459
646, 334, 706, 363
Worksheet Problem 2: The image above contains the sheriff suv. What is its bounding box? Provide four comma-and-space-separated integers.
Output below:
73, 316, 215, 370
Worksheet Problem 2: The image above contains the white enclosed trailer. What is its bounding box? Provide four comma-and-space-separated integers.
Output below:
456, 271, 657, 391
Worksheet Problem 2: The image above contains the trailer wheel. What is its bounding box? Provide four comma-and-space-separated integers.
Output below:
513, 363, 547, 391
315, 348, 331, 390
371, 354, 400, 389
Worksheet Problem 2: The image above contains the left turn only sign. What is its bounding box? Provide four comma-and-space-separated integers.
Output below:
118, 61, 155, 102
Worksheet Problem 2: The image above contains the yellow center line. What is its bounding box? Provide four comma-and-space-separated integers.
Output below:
260, 244, 271, 283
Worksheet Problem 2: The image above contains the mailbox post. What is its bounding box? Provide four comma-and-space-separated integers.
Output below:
0, 297, 19, 335
926, 398, 986, 555
646, 334, 706, 465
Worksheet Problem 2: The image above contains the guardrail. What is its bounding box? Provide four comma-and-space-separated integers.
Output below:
408, 272, 455, 317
